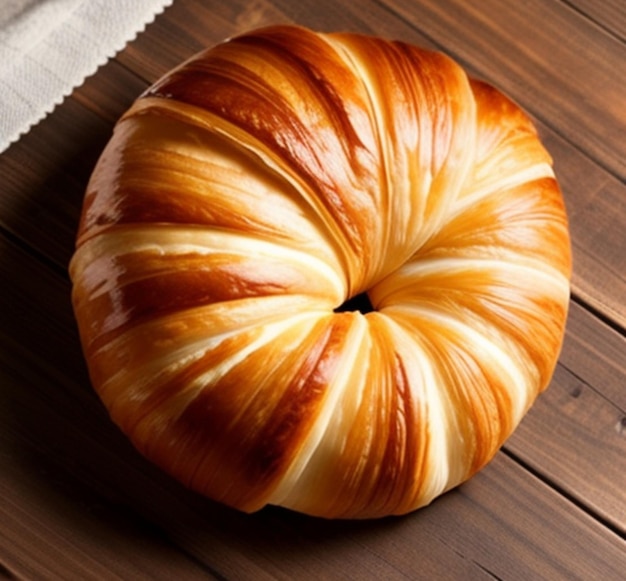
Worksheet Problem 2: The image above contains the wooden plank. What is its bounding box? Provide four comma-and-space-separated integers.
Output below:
114, 0, 431, 81
2, 211, 625, 579
507, 302, 626, 534
116, 0, 246, 81
561, 303, 626, 411
568, 177, 626, 330
195, 454, 626, 581
0, 98, 111, 269
0, 463, 214, 580
0, 249, 212, 579
418, 453, 626, 581
72, 59, 148, 125
539, 129, 626, 331
564, 0, 626, 41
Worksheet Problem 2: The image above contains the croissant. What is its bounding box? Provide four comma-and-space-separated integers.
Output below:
70, 25, 571, 519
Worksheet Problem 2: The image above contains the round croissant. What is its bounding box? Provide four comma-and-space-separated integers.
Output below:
70, 25, 571, 519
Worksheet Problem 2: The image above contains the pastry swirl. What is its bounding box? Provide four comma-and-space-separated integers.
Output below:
70, 25, 571, 518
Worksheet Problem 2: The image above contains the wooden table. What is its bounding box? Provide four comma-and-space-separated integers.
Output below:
2, 0, 625, 578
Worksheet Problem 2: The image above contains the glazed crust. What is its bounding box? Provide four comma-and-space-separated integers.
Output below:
70, 25, 571, 518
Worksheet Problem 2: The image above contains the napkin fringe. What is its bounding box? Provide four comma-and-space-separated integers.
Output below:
0, 0, 175, 154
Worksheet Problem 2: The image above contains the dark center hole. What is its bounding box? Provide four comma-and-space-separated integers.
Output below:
334, 292, 375, 314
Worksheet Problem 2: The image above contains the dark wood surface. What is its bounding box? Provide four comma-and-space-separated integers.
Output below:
2, 1, 625, 579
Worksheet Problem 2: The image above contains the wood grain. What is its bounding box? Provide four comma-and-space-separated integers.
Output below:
566, 0, 626, 40
540, 129, 626, 330
508, 301, 626, 534
0, 98, 110, 269
1, 0, 625, 578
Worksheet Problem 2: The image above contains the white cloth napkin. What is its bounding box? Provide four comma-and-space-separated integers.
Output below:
0, 0, 174, 153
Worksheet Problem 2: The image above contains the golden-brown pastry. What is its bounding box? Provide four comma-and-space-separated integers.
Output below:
70, 25, 571, 519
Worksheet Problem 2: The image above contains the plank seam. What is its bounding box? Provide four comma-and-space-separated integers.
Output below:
557, 0, 626, 43
570, 292, 626, 338
0, 560, 17, 580
501, 447, 626, 539
0, 226, 69, 282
